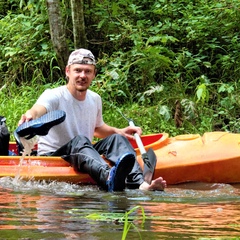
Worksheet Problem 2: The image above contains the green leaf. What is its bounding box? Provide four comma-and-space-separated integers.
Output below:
159, 105, 171, 121
109, 70, 119, 80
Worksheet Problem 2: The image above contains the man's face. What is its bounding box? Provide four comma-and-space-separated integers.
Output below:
66, 64, 96, 92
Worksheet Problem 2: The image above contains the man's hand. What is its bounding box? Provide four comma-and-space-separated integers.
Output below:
18, 111, 34, 125
118, 126, 142, 141
18, 105, 47, 126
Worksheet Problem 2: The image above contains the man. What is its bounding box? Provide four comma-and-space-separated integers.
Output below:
18, 49, 167, 192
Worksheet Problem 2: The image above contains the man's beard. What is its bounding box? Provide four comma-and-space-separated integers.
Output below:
74, 82, 88, 92
77, 88, 87, 92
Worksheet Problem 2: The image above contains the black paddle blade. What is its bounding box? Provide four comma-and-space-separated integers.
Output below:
142, 148, 157, 184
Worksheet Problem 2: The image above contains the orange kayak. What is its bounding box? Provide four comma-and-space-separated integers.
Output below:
2, 131, 240, 185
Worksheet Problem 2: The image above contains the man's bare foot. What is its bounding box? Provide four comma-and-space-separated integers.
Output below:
139, 177, 167, 191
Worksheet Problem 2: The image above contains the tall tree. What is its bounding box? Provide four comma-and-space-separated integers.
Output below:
46, 0, 69, 71
70, 0, 87, 49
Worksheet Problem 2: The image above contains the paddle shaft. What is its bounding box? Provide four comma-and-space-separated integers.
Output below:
129, 120, 146, 155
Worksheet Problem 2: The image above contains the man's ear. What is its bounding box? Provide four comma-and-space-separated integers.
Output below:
65, 66, 70, 74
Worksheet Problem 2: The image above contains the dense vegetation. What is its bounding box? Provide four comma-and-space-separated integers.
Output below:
0, 0, 239, 140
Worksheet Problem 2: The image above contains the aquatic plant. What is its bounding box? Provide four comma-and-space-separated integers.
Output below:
121, 205, 146, 240
84, 205, 146, 239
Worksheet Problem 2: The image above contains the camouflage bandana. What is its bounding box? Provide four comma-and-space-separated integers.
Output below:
67, 49, 96, 66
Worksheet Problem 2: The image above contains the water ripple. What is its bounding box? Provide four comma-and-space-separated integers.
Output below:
0, 177, 239, 239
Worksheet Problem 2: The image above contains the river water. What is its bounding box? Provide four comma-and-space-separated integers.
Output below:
0, 177, 239, 240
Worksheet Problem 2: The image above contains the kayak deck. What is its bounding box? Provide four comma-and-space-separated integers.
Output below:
1, 132, 240, 185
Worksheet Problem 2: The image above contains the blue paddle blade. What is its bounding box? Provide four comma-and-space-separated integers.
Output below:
16, 110, 66, 138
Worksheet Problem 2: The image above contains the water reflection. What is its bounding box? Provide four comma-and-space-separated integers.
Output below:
0, 177, 239, 239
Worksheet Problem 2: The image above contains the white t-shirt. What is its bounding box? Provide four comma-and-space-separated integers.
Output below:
35, 85, 104, 155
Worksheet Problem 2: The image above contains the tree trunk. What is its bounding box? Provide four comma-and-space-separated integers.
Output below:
70, 0, 87, 49
46, 0, 69, 72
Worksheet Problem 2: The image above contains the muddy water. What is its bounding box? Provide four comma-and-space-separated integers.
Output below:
0, 177, 239, 239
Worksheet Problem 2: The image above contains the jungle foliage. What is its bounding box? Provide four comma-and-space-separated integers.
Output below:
0, 0, 240, 138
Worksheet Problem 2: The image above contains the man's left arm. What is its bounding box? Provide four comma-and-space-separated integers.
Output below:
94, 123, 142, 140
